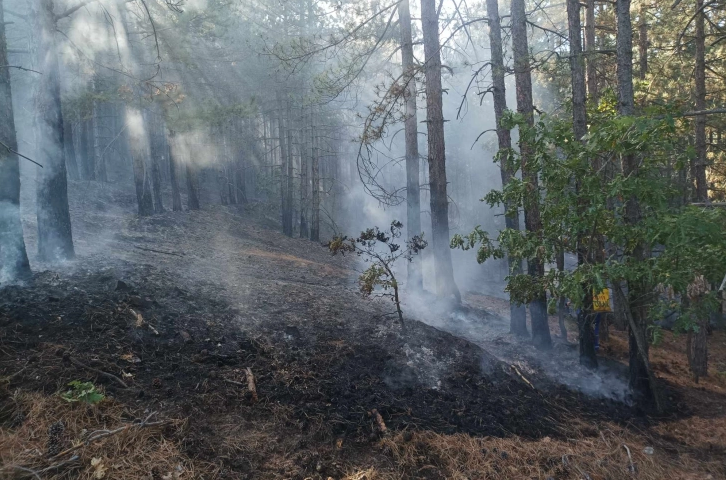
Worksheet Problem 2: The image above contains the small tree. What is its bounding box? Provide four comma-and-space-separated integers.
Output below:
328, 221, 427, 325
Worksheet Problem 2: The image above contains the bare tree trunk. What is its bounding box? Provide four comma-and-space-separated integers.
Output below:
31, 0, 75, 261
311, 116, 320, 242
617, 0, 657, 407
400, 0, 423, 292
78, 117, 93, 180
511, 0, 551, 348
167, 130, 183, 212
420, 0, 461, 303
486, 0, 527, 335
0, 0, 31, 282
694, 0, 708, 202
585, 0, 599, 103
91, 79, 107, 182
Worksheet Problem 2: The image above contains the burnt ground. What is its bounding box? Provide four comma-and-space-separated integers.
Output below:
1, 181, 726, 479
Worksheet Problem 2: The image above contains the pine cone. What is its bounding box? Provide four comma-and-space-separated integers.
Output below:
47, 421, 65, 456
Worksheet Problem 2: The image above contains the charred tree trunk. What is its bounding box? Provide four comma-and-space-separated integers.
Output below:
168, 130, 183, 212
400, 0, 423, 292
0, 0, 31, 282
311, 117, 320, 242
421, 0, 461, 303
617, 0, 658, 408
91, 80, 106, 182
32, 0, 75, 262
511, 0, 551, 349
585, 0, 599, 103
277, 107, 291, 235
486, 0, 527, 335
78, 117, 93, 181
694, 0, 708, 202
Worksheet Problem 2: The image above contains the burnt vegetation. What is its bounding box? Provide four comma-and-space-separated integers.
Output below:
1, 0, 726, 479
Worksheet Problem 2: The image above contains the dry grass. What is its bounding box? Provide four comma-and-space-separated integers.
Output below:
365, 420, 722, 480
0, 389, 214, 479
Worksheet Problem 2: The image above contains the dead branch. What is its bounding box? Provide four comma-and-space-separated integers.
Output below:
0, 140, 43, 168
0, 65, 42, 74
246, 367, 258, 402
68, 357, 129, 389
623, 444, 635, 473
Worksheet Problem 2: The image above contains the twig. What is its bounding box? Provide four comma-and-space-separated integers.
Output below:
50, 413, 165, 460
223, 378, 246, 386
39, 455, 80, 474
0, 65, 42, 74
623, 444, 635, 473
68, 357, 129, 388
134, 245, 184, 257
511, 365, 536, 390
0, 140, 43, 168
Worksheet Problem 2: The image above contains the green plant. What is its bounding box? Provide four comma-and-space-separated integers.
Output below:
60, 381, 105, 405
328, 221, 427, 325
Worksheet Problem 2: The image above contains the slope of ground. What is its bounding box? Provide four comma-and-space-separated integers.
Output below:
1, 181, 725, 479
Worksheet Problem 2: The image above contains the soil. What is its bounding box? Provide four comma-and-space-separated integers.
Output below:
1, 181, 726, 479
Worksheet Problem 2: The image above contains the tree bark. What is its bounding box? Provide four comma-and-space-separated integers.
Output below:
31, 0, 75, 262
400, 0, 423, 292
420, 0, 461, 303
486, 0, 527, 335
694, 0, 708, 202
167, 130, 183, 211
185, 141, 200, 210
511, 0, 551, 348
149, 113, 165, 212
0, 0, 32, 282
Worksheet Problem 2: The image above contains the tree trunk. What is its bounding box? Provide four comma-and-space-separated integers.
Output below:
638, 2, 648, 80
617, 0, 657, 407
694, 0, 708, 202
185, 141, 200, 210
686, 317, 708, 382
420, 0, 461, 303
0, 0, 32, 282
568, 0, 597, 367
32, 0, 75, 262
91, 81, 106, 182
167, 130, 183, 211
311, 116, 320, 242
78, 117, 93, 180
285, 104, 294, 237
300, 110, 309, 238
126, 108, 155, 217
585, 0, 599, 103
511, 0, 550, 348
400, 0, 423, 292
277, 106, 291, 235
149, 114, 165, 213
486, 0, 527, 335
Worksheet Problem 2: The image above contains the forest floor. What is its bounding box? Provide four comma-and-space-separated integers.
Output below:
1, 181, 726, 479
